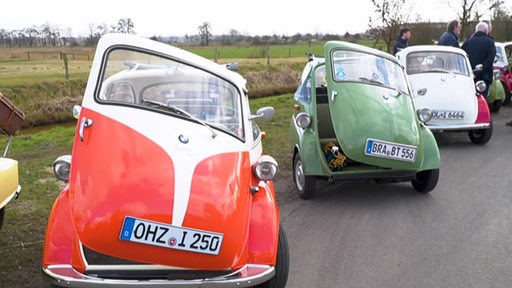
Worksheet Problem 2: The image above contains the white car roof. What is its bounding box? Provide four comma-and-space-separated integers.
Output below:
396, 45, 467, 57
495, 41, 512, 48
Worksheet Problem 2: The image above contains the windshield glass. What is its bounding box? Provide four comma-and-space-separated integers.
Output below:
331, 49, 409, 94
406, 51, 470, 76
98, 48, 244, 139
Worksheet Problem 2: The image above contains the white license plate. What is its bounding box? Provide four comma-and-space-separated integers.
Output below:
120, 217, 224, 255
432, 110, 464, 120
365, 139, 417, 162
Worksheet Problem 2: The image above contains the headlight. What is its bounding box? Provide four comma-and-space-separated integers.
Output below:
475, 80, 487, 93
253, 155, 279, 181
417, 108, 433, 123
53, 155, 72, 182
295, 112, 311, 129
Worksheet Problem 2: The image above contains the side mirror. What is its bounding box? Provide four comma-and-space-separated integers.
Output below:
249, 107, 274, 121
225, 62, 238, 72
73, 105, 81, 120
474, 64, 483, 72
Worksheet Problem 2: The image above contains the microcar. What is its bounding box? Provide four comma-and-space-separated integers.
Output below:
396, 45, 493, 145
290, 41, 441, 200
43, 33, 289, 288
0, 93, 23, 232
494, 41, 512, 105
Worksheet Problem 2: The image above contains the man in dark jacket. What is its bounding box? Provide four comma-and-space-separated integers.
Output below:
393, 28, 410, 55
461, 22, 496, 97
438, 20, 461, 47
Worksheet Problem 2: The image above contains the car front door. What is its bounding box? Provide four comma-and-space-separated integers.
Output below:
323, 41, 423, 169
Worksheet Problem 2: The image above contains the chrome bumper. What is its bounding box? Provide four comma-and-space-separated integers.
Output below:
426, 122, 490, 131
43, 264, 274, 288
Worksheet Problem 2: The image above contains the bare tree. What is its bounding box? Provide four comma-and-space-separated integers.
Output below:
368, 0, 412, 54
115, 18, 135, 34
198, 22, 212, 46
488, 0, 510, 20
22, 26, 39, 47
448, 0, 485, 40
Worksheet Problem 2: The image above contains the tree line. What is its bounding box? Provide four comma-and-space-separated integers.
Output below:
1, 0, 511, 52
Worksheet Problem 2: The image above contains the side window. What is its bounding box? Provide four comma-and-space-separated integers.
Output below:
294, 74, 312, 104
252, 121, 261, 142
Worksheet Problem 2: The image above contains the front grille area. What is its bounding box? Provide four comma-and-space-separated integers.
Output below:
82, 245, 233, 280
83, 245, 140, 265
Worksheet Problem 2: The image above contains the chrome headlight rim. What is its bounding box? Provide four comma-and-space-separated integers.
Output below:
53, 155, 72, 182
253, 155, 279, 181
475, 80, 487, 93
295, 112, 311, 129
416, 107, 433, 123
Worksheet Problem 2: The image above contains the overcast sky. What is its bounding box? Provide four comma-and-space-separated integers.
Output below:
1, 0, 506, 37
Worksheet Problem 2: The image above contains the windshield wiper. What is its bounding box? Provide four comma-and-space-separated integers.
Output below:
358, 77, 385, 86
424, 68, 452, 73
358, 77, 405, 97
142, 99, 217, 139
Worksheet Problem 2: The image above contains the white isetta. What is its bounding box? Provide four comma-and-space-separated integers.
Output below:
396, 45, 492, 145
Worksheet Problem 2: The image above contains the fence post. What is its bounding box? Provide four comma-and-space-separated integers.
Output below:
63, 53, 69, 80
267, 46, 270, 65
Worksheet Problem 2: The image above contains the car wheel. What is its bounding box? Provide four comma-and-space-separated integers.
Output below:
0, 207, 4, 231
468, 120, 493, 145
411, 169, 439, 193
254, 224, 289, 288
503, 83, 511, 106
490, 99, 502, 113
293, 153, 316, 199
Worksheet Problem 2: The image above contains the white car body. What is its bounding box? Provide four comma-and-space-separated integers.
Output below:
494, 41, 512, 68
396, 45, 492, 145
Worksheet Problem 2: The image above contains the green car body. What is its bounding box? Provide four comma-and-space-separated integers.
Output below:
488, 72, 506, 112
290, 41, 441, 199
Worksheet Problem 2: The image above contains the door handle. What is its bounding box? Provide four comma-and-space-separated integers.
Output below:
331, 90, 338, 102
79, 117, 93, 142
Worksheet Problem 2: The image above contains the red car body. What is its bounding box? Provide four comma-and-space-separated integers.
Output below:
42, 33, 289, 288
494, 41, 512, 105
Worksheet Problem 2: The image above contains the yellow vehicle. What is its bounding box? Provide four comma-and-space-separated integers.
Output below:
0, 93, 24, 231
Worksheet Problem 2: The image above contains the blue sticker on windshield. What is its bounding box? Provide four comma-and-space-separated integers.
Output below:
335, 66, 346, 81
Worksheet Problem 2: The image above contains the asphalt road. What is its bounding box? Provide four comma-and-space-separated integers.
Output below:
279, 105, 512, 288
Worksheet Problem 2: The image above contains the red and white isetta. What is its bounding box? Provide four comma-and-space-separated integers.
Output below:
43, 33, 289, 288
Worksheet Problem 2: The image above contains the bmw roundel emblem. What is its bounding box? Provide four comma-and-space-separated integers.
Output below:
178, 134, 189, 144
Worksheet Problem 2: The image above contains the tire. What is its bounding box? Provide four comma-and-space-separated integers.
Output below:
255, 224, 290, 288
503, 82, 511, 106
490, 99, 502, 113
468, 120, 493, 145
0, 207, 4, 231
411, 169, 439, 193
293, 153, 316, 199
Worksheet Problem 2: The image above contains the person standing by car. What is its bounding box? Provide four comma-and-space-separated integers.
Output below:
461, 22, 496, 97
438, 20, 461, 47
393, 28, 411, 55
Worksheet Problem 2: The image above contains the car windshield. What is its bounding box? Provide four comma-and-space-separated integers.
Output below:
495, 46, 506, 65
405, 51, 470, 76
330, 50, 409, 94
97, 48, 244, 139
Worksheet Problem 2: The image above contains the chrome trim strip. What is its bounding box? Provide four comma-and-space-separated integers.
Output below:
426, 123, 490, 131
43, 264, 274, 288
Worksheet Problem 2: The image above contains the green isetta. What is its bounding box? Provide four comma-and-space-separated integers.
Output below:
290, 41, 441, 199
